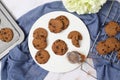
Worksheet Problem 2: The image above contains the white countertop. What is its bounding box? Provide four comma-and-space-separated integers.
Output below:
2, 0, 120, 80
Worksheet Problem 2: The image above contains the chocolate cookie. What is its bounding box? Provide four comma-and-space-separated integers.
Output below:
68, 31, 82, 40
56, 15, 69, 30
52, 39, 68, 55
0, 28, 13, 42
96, 41, 110, 55
114, 40, 120, 51
33, 38, 47, 50
105, 37, 118, 51
33, 28, 48, 39
104, 21, 119, 37
48, 19, 63, 33
72, 38, 80, 47
35, 50, 50, 64
68, 31, 82, 47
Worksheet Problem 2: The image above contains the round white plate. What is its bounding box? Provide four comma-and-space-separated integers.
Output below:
28, 11, 90, 73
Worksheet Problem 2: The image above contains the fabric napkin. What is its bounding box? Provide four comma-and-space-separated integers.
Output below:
1, 1, 120, 80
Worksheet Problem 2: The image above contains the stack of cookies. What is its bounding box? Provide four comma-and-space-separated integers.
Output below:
96, 21, 120, 59
0, 28, 13, 42
48, 15, 69, 33
33, 28, 50, 64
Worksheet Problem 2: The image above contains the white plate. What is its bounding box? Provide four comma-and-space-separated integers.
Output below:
28, 11, 90, 73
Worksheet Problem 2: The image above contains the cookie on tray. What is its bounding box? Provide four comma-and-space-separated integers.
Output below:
56, 15, 69, 30
104, 21, 119, 37
32, 38, 47, 50
35, 50, 50, 64
48, 19, 63, 33
33, 28, 48, 39
52, 39, 68, 55
0, 28, 13, 42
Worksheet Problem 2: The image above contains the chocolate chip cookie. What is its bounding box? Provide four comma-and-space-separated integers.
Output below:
48, 19, 63, 33
114, 40, 120, 51
68, 31, 82, 47
33, 28, 48, 39
56, 15, 69, 30
105, 37, 118, 51
68, 31, 82, 40
96, 41, 110, 55
52, 39, 68, 55
0, 28, 13, 42
104, 21, 119, 37
72, 38, 80, 47
35, 50, 50, 64
33, 38, 47, 50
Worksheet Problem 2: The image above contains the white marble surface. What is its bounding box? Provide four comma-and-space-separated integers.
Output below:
1, 0, 119, 80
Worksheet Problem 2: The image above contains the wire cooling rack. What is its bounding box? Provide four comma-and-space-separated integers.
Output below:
80, 0, 120, 79
90, 0, 120, 64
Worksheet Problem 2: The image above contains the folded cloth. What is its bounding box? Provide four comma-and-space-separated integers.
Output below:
1, 1, 120, 80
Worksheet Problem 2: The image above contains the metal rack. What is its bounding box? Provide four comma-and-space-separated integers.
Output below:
90, 0, 120, 64
81, 0, 120, 79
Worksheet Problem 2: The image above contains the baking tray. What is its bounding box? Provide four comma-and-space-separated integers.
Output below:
0, 1, 24, 59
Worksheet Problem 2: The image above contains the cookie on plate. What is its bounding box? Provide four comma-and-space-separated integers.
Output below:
48, 19, 63, 33
35, 50, 50, 64
52, 39, 68, 55
32, 38, 47, 50
33, 28, 48, 39
104, 21, 119, 37
68, 31, 82, 47
96, 41, 110, 55
0, 28, 13, 42
56, 15, 69, 30
68, 31, 82, 40
72, 38, 80, 47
